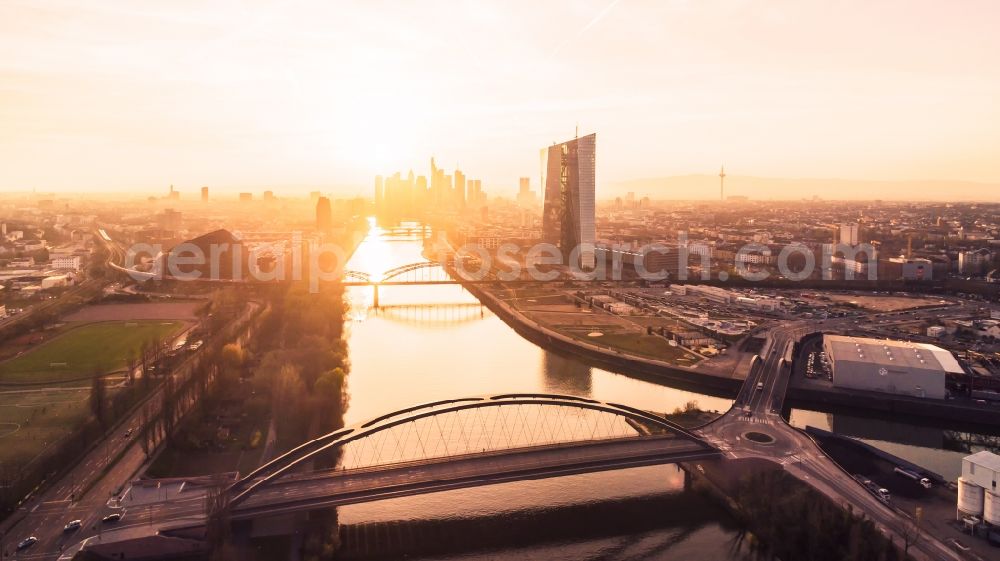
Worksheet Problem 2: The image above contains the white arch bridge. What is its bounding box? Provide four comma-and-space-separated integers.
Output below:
136, 394, 719, 537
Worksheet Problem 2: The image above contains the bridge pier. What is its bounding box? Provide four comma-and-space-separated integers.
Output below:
373, 284, 379, 309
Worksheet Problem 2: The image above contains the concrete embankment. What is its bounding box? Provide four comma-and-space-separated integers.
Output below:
787, 385, 1000, 431
805, 426, 945, 483
461, 282, 741, 398
334, 491, 730, 559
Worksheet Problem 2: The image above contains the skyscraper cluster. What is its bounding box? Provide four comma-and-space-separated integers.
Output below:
375, 158, 486, 222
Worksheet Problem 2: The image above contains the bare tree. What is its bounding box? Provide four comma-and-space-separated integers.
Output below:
139, 405, 152, 457
140, 340, 150, 380
90, 372, 107, 429
161, 374, 177, 441
901, 506, 923, 559
126, 349, 137, 385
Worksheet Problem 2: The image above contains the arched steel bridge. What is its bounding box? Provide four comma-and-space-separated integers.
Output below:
213, 393, 716, 519
341, 259, 632, 288
342, 260, 503, 307
342, 259, 495, 286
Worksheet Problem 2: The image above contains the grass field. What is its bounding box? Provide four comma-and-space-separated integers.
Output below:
596, 332, 696, 362
555, 327, 698, 364
0, 321, 184, 384
0, 386, 93, 466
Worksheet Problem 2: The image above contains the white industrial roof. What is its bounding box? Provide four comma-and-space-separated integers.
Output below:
825, 335, 963, 374
965, 450, 1000, 473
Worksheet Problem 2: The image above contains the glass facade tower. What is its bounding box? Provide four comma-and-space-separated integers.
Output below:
541, 133, 596, 269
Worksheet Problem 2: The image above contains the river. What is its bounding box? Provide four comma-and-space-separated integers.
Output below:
335, 222, 995, 559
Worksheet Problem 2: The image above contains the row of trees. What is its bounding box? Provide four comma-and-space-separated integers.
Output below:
253, 283, 350, 453
203, 282, 351, 561
139, 291, 262, 458
92, 281, 350, 560
731, 469, 906, 561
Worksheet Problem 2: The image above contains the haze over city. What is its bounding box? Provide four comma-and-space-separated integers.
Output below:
3, 0, 1000, 199
3, 3, 1000, 561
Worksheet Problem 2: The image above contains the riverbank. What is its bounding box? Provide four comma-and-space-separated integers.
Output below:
462, 282, 742, 398
333, 489, 737, 560
465, 279, 1000, 431
787, 383, 1000, 432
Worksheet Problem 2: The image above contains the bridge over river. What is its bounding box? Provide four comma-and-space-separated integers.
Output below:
68, 394, 718, 557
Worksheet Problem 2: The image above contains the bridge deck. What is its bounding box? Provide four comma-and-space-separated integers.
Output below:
131, 436, 716, 536
236, 435, 716, 517
340, 278, 626, 286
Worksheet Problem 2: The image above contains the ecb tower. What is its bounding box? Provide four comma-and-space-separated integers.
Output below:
541, 133, 596, 269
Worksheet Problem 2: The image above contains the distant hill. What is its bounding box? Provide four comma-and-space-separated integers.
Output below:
603, 175, 1000, 202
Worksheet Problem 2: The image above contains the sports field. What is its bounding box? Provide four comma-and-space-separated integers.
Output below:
0, 321, 184, 385
0, 386, 92, 466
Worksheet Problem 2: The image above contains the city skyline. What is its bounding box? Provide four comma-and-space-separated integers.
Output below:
3, 1, 1000, 197
3, 3, 1000, 559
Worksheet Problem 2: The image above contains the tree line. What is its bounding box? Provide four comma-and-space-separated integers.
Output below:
204, 281, 351, 561
731, 469, 906, 561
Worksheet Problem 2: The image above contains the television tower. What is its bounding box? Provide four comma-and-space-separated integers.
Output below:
719, 166, 726, 201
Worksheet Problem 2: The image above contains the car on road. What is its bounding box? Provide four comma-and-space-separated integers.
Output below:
17, 537, 38, 550
756, 382, 764, 391
861, 480, 892, 504
64, 519, 82, 532
124, 429, 133, 439
103, 512, 123, 523
875, 487, 891, 503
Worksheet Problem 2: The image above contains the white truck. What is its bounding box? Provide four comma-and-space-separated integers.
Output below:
894, 466, 932, 489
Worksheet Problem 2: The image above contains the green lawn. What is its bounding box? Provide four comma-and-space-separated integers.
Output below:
0, 387, 93, 466
0, 321, 184, 384
577, 331, 698, 363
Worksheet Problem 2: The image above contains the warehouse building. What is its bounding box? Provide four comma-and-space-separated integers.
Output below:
822, 335, 961, 399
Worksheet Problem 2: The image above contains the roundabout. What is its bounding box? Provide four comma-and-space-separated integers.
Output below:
743, 431, 775, 444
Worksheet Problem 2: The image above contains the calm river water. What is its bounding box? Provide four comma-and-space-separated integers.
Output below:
335, 222, 995, 560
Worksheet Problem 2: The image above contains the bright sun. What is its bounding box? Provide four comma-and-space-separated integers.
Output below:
324, 87, 434, 175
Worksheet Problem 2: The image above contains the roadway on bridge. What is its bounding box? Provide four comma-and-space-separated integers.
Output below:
85, 436, 717, 545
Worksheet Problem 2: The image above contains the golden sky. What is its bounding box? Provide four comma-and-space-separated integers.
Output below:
1, 0, 998, 196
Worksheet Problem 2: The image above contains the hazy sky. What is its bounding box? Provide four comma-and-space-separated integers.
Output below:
2, 0, 999, 196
